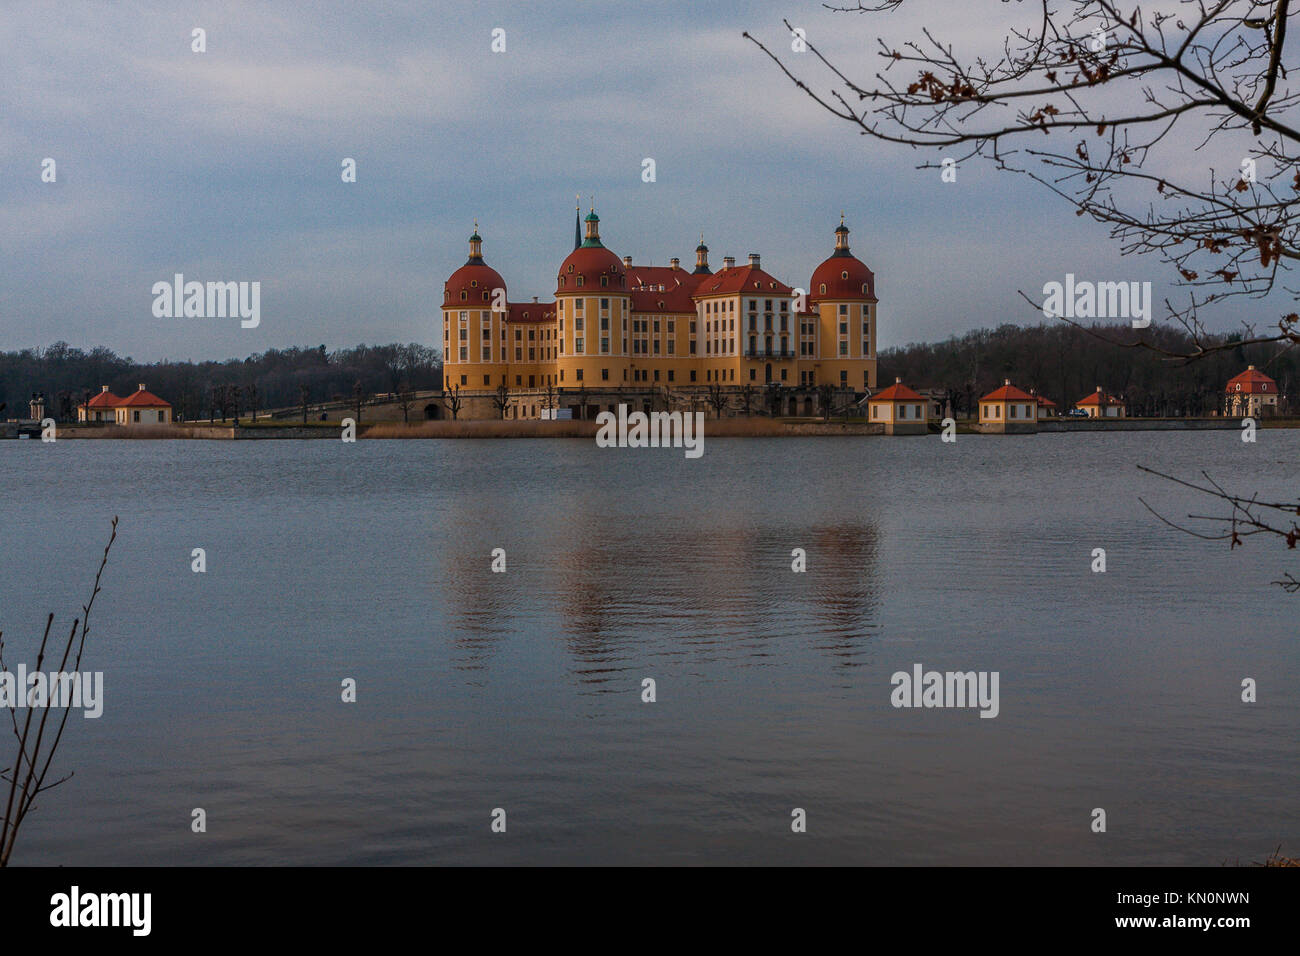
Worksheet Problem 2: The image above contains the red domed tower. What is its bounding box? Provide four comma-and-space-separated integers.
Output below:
442, 224, 509, 391
555, 208, 629, 388
807, 215, 878, 392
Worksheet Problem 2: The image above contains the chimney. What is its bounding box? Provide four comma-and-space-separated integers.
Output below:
1248, 364, 1255, 370
723, 256, 735, 270
623, 256, 632, 268
138, 384, 146, 391
670, 257, 680, 270
1004, 378, 1011, 386
748, 253, 760, 269
532, 296, 538, 303
895, 377, 902, 384
1096, 385, 1102, 393
101, 385, 109, 393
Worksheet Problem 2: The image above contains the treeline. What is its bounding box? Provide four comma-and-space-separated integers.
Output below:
880, 322, 1298, 416
0, 342, 442, 421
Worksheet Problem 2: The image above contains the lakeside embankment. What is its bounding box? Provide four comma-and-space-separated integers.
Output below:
12, 416, 1293, 439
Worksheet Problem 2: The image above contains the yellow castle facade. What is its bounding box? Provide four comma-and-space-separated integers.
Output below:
439, 210, 879, 419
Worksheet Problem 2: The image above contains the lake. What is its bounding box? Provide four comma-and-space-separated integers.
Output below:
0, 431, 1296, 865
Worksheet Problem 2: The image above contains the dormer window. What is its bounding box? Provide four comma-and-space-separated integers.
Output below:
568, 265, 574, 273
471, 280, 478, 288
577, 276, 584, 287
460, 291, 468, 301
600, 276, 608, 287
841, 271, 849, 280
819, 283, 827, 295
862, 283, 869, 294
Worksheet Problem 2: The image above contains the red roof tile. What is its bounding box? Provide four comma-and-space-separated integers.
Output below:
981, 383, 1036, 402
1225, 366, 1277, 394
83, 389, 121, 408
871, 382, 924, 402
693, 265, 793, 298
118, 388, 171, 408
1076, 389, 1123, 406
507, 302, 556, 323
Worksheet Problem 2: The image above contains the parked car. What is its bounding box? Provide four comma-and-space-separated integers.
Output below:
1065, 408, 1090, 417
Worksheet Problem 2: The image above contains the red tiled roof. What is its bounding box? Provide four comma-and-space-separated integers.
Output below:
871, 382, 924, 402
118, 388, 170, 408
507, 302, 556, 323
444, 262, 507, 307
626, 267, 699, 313
1034, 395, 1058, 407
693, 265, 793, 298
1225, 367, 1277, 394
1076, 389, 1123, 406
83, 390, 121, 408
810, 254, 876, 302
557, 245, 625, 294
981, 383, 1036, 402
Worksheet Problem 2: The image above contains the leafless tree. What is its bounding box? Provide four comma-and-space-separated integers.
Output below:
706, 383, 730, 417
747, 1, 1300, 361
817, 383, 839, 421
491, 383, 511, 419
396, 381, 417, 423
1138, 464, 1298, 591
443, 383, 464, 421
299, 383, 310, 424
1, 517, 118, 866
739, 383, 759, 415
352, 379, 364, 424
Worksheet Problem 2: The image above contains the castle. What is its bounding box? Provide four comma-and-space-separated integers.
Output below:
439, 208, 879, 419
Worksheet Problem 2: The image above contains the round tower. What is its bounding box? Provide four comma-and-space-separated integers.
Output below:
442, 224, 509, 392
554, 209, 629, 389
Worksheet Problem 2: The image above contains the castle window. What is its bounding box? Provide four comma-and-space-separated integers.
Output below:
461, 291, 468, 301
471, 280, 477, 288
602, 368, 609, 381
841, 271, 849, 280
819, 284, 826, 295
577, 276, 584, 287
576, 369, 584, 382
600, 276, 608, 287
568, 265, 574, 273
862, 283, 868, 294
690, 370, 697, 382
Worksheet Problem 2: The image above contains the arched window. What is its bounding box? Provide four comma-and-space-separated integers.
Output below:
460, 291, 468, 301
862, 283, 868, 294
819, 283, 826, 295
600, 276, 608, 287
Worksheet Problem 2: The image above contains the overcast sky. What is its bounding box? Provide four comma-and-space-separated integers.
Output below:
0, 1, 1278, 363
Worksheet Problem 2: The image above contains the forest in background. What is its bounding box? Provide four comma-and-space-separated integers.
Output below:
1, 320, 1295, 421
879, 322, 1297, 417
0, 342, 442, 421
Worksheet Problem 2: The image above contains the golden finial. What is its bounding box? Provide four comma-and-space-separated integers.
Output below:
840, 210, 845, 225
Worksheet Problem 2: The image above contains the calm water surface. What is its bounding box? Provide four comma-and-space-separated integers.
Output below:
0, 431, 1296, 865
